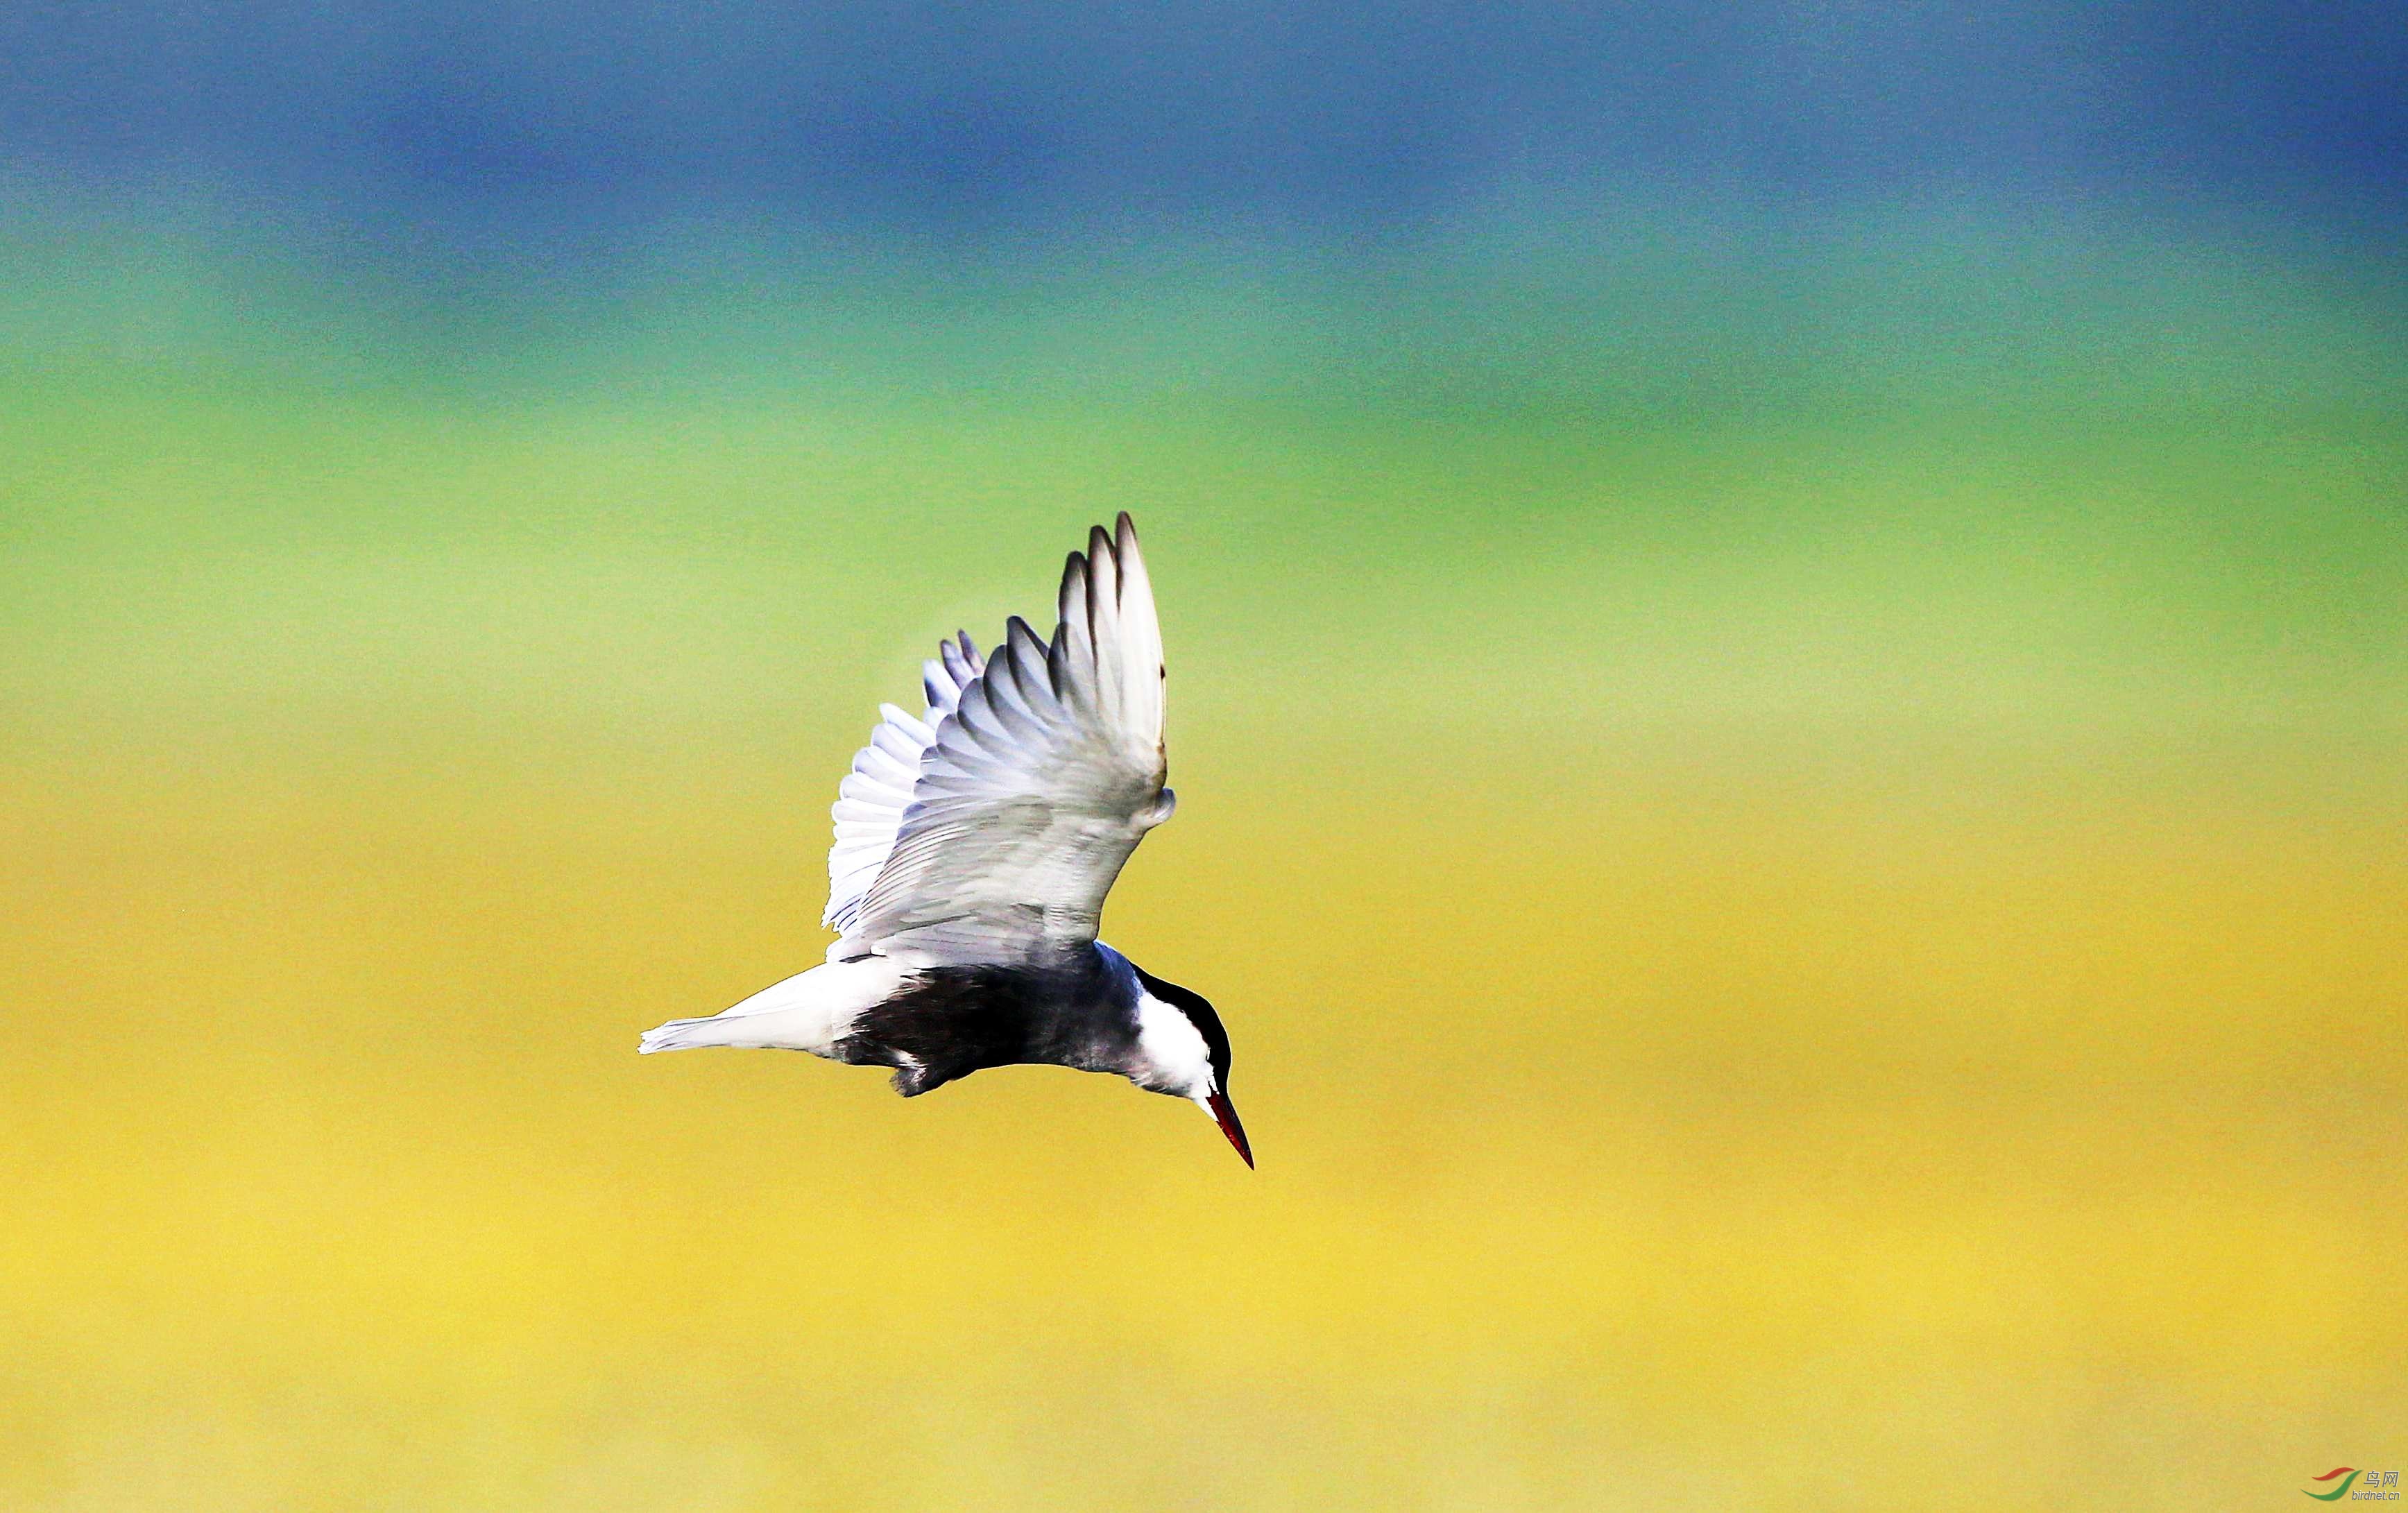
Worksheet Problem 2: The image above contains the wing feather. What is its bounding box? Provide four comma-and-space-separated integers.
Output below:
828, 514, 1173, 968
819, 635, 983, 934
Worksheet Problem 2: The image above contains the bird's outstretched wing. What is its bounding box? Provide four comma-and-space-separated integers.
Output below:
823, 513, 1173, 968
821, 631, 984, 938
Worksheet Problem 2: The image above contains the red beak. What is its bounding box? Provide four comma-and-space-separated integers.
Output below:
1206, 1091, 1254, 1168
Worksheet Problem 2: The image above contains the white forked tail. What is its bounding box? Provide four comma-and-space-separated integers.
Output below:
638, 957, 909, 1057
638, 1014, 766, 1054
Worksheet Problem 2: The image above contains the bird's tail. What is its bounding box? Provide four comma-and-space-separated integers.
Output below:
637, 959, 903, 1057
638, 1016, 745, 1054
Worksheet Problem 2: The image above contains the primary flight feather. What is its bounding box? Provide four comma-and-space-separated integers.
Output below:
640, 514, 1250, 1165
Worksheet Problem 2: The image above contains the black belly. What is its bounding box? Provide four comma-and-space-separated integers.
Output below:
834, 961, 1133, 1097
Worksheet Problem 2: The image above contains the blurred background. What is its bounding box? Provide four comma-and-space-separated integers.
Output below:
2, 3, 2403, 1509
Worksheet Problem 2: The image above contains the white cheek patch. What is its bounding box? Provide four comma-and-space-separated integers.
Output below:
1132, 991, 1215, 1097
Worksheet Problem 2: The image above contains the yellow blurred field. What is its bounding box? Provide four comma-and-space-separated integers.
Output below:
3, 238, 2404, 1507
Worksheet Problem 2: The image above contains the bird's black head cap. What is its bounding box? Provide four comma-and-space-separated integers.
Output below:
1134, 965, 1232, 1094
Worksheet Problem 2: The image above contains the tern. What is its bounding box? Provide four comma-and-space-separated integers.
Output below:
640, 515, 1251, 1165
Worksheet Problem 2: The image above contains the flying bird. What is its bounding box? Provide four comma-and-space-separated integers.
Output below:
640, 515, 1250, 1165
